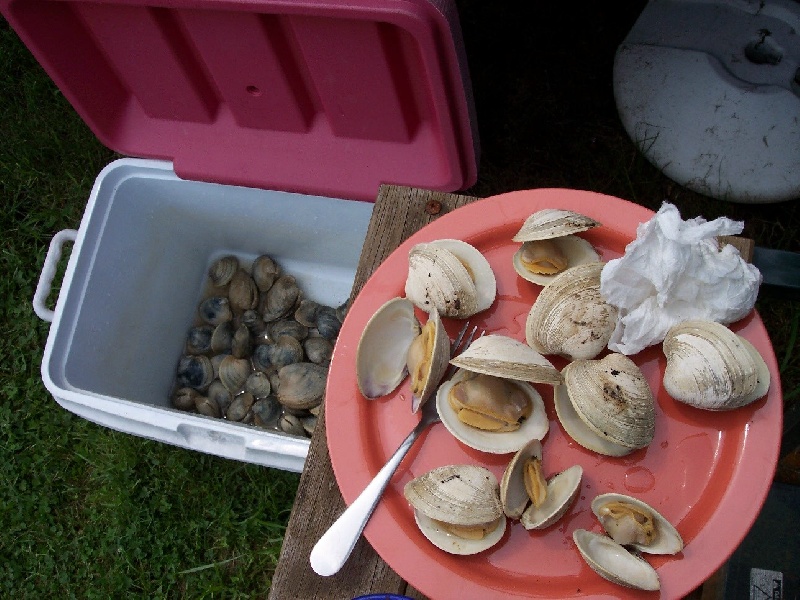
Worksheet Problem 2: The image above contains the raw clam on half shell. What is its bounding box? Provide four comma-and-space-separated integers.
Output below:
512, 209, 601, 286
404, 464, 506, 555
555, 353, 655, 457
663, 319, 770, 411
405, 239, 496, 319
525, 262, 618, 360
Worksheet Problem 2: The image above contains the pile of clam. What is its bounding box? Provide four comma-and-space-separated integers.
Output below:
355, 208, 771, 590
171, 254, 346, 438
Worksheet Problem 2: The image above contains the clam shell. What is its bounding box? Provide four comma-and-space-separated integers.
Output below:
407, 308, 451, 412
500, 438, 543, 519
520, 465, 582, 530
437, 369, 549, 454
404, 464, 505, 555
525, 262, 617, 360
218, 355, 251, 393
512, 236, 600, 286
573, 529, 660, 591
356, 297, 420, 399
208, 255, 239, 288
663, 320, 770, 410
277, 362, 327, 410
556, 353, 655, 456
405, 239, 496, 318
591, 493, 683, 555
449, 334, 563, 385
512, 209, 601, 243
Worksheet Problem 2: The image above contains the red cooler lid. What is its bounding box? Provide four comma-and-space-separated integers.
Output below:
1, 0, 478, 201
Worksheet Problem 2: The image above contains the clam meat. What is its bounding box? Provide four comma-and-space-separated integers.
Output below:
663, 319, 770, 411
499, 438, 583, 530
591, 493, 683, 555
511, 209, 601, 286
555, 353, 655, 457
437, 369, 548, 454
403, 464, 506, 555
355, 297, 450, 410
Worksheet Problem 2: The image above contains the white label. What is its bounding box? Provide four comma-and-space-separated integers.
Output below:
750, 568, 783, 600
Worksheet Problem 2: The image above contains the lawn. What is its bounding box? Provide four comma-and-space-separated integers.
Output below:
1, 2, 798, 598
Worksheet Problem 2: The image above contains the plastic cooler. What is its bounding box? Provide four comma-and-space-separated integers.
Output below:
4, 0, 479, 471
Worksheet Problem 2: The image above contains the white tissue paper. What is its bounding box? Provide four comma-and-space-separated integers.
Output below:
600, 202, 761, 355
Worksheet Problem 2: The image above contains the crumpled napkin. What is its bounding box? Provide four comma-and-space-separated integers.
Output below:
600, 202, 761, 355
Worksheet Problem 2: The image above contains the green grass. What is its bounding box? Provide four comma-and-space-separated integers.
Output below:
1, 3, 799, 597
0, 20, 299, 598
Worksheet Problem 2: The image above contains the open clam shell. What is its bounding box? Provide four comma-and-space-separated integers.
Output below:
407, 308, 451, 412
520, 465, 583, 530
405, 239, 496, 319
512, 208, 601, 243
500, 438, 544, 519
555, 353, 655, 456
404, 464, 506, 555
573, 529, 661, 591
663, 319, 770, 410
513, 236, 600, 286
356, 297, 420, 399
448, 334, 563, 386
591, 493, 684, 555
525, 262, 618, 360
437, 369, 549, 454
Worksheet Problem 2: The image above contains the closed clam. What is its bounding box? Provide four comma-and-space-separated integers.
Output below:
512, 209, 601, 285
277, 362, 327, 411
663, 319, 770, 410
218, 355, 251, 393
555, 353, 655, 456
304, 336, 334, 366
405, 239, 496, 319
172, 387, 200, 411
262, 274, 302, 322
176, 355, 214, 390
228, 268, 259, 312
198, 295, 232, 325
208, 255, 239, 288
210, 321, 234, 354
403, 464, 506, 555
244, 371, 272, 398
253, 336, 304, 371
252, 254, 281, 292
525, 262, 618, 360
185, 325, 214, 355
591, 493, 683, 555
227, 392, 255, 421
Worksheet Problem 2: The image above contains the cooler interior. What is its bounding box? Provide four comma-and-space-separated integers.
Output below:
44, 160, 373, 408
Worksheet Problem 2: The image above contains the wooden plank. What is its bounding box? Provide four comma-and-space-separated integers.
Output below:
268, 185, 477, 600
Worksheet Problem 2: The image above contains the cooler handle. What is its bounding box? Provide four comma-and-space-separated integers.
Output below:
33, 229, 77, 323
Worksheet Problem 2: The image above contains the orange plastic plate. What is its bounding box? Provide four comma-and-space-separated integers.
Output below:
326, 189, 782, 599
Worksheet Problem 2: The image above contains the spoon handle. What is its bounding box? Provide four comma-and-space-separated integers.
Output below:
309, 423, 423, 577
